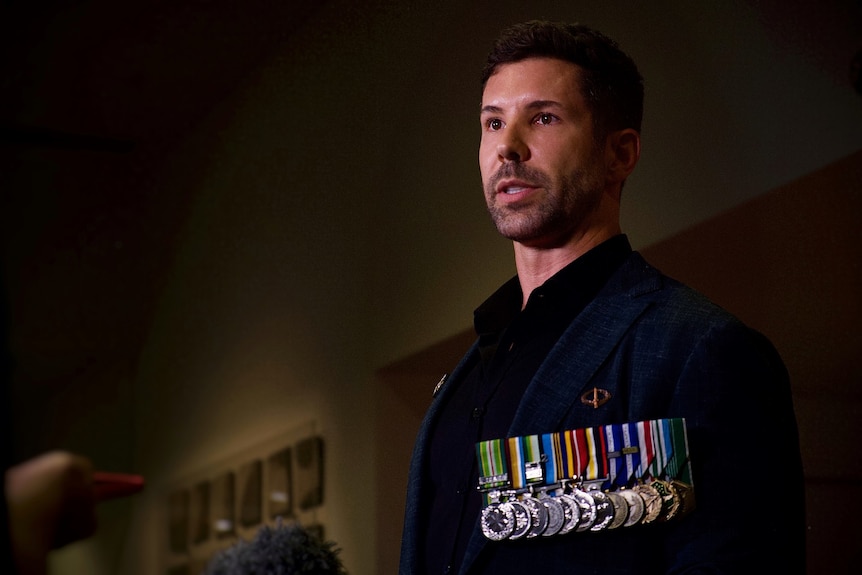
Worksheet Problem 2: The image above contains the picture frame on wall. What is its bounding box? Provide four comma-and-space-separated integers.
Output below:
168, 489, 190, 554
267, 447, 293, 520
238, 459, 263, 528
161, 423, 325, 574
211, 471, 236, 539
295, 436, 324, 511
190, 481, 211, 545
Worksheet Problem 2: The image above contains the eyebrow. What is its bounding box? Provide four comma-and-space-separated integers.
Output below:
479, 100, 565, 115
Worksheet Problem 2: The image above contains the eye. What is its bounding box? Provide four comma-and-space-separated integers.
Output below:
535, 113, 557, 126
486, 118, 504, 131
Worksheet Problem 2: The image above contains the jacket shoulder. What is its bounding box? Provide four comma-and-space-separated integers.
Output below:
615, 252, 743, 328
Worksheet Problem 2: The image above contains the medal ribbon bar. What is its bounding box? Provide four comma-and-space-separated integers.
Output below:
476, 438, 509, 489
475, 418, 695, 542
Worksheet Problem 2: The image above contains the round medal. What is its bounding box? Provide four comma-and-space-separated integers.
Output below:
540, 496, 566, 537
651, 479, 680, 522
671, 479, 696, 518
570, 488, 597, 532
521, 496, 550, 538
556, 493, 581, 535
605, 491, 629, 530
588, 490, 615, 531
508, 499, 532, 540
481, 502, 515, 541
618, 488, 646, 527
633, 483, 663, 524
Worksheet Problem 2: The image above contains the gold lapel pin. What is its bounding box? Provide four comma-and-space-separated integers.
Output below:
580, 387, 611, 409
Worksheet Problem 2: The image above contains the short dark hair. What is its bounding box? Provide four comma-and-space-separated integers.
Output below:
481, 21, 644, 139
203, 522, 347, 575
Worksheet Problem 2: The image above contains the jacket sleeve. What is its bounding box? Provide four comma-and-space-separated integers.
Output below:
662, 320, 806, 574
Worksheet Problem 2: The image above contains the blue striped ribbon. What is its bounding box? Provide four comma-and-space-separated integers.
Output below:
605, 423, 627, 488
541, 432, 561, 485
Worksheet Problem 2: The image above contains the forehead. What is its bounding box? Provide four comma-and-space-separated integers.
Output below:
481, 57, 585, 110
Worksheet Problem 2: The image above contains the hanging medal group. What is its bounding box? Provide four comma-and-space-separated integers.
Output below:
476, 418, 695, 542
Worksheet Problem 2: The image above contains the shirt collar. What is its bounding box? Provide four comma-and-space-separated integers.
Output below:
474, 234, 633, 338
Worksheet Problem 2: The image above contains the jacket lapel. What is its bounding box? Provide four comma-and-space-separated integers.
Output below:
508, 290, 652, 435
400, 341, 480, 574
511, 252, 662, 435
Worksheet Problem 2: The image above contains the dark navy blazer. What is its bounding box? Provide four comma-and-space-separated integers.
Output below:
400, 251, 805, 574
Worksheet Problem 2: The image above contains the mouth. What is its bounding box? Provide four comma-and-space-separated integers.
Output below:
495, 179, 537, 195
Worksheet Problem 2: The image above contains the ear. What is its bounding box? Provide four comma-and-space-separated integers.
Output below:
604, 128, 641, 191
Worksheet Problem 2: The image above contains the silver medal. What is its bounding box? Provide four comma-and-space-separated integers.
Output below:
618, 488, 646, 527
481, 501, 515, 541
556, 493, 581, 534
521, 496, 549, 538
508, 499, 532, 540
539, 495, 566, 537
571, 488, 597, 532
588, 490, 615, 531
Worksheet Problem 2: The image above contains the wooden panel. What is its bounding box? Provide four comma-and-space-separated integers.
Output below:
641, 149, 862, 574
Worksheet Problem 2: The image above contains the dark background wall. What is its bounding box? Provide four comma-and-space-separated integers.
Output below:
1, 1, 860, 573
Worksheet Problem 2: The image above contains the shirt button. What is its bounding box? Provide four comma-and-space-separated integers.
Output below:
472, 407, 484, 419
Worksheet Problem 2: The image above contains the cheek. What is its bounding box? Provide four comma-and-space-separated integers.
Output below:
478, 138, 492, 159
543, 151, 577, 179
478, 147, 496, 181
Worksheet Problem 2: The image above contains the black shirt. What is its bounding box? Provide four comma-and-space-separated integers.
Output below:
422, 235, 632, 575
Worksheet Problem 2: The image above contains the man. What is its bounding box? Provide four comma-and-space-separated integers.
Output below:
400, 21, 805, 575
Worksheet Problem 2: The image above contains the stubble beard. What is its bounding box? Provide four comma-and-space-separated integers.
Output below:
484, 162, 604, 248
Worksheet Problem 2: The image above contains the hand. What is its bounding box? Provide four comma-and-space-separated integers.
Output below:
5, 451, 98, 575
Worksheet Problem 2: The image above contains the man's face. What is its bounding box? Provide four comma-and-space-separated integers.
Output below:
479, 57, 609, 248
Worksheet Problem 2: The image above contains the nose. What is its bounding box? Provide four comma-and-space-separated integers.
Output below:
496, 129, 530, 163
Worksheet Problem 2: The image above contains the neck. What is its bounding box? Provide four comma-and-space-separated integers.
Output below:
513, 226, 620, 308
